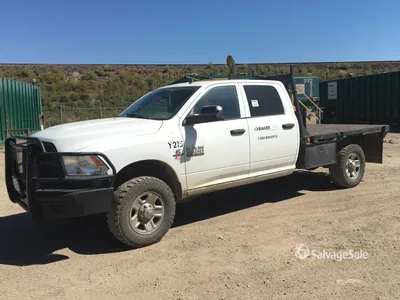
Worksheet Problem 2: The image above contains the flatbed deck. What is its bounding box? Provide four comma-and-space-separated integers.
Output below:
306, 124, 390, 141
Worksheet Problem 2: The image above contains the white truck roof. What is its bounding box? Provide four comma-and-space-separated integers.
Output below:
162, 79, 284, 89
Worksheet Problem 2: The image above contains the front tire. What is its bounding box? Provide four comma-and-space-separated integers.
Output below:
329, 144, 366, 188
107, 176, 176, 248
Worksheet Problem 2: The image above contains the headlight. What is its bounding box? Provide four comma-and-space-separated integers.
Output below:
62, 155, 109, 176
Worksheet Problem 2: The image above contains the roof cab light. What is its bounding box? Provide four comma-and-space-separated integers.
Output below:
62, 155, 109, 176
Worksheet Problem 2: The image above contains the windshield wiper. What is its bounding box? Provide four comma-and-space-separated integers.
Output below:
123, 113, 153, 120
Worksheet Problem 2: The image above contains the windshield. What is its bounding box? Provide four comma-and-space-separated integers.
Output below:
119, 86, 200, 120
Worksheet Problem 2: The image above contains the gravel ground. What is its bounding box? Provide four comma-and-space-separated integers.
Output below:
0, 133, 399, 300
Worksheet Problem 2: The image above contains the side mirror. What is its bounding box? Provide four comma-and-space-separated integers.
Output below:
183, 105, 224, 126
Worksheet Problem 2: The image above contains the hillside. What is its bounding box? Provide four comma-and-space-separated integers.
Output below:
1, 61, 400, 126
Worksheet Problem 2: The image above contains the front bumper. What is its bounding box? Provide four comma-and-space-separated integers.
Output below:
5, 136, 116, 222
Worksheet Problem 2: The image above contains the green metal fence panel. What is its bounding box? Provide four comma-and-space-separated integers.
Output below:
0, 78, 43, 144
320, 71, 400, 125
0, 79, 5, 143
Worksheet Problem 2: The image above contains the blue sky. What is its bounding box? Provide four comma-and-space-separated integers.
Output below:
1, 0, 399, 64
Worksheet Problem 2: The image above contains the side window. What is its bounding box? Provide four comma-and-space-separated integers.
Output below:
243, 85, 285, 117
192, 85, 240, 120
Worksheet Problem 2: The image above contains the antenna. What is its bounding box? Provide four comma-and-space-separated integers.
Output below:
226, 55, 235, 79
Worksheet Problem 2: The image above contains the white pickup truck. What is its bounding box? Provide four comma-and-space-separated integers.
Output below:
5, 75, 389, 248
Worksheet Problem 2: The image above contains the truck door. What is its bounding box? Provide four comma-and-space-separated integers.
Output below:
239, 83, 299, 177
179, 84, 250, 190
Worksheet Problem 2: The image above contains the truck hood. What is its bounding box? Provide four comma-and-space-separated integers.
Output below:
32, 117, 163, 151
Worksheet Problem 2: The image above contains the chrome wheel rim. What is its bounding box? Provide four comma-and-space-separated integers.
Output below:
130, 192, 165, 235
346, 153, 361, 180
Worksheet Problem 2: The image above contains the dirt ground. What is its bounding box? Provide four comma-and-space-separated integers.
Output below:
0, 133, 399, 300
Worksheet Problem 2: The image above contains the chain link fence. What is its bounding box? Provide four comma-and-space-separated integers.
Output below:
42, 105, 126, 127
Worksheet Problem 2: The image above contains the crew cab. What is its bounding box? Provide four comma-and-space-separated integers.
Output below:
5, 76, 389, 248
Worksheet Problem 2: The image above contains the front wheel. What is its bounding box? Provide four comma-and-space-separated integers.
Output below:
329, 144, 366, 188
107, 176, 176, 248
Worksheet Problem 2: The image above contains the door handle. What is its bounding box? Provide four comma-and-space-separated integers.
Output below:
230, 129, 246, 136
282, 123, 295, 130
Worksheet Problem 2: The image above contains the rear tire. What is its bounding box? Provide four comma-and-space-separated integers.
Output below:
107, 176, 176, 248
329, 144, 365, 188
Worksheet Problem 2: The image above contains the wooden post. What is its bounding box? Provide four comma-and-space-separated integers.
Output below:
60, 104, 63, 124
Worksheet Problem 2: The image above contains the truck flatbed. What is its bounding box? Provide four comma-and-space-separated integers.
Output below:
306, 124, 389, 141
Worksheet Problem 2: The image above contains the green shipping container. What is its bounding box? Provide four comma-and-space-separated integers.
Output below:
320, 71, 400, 125
293, 76, 320, 102
0, 78, 43, 144
293, 76, 320, 123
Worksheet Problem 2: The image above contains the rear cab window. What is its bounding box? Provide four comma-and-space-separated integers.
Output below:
242, 85, 285, 117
